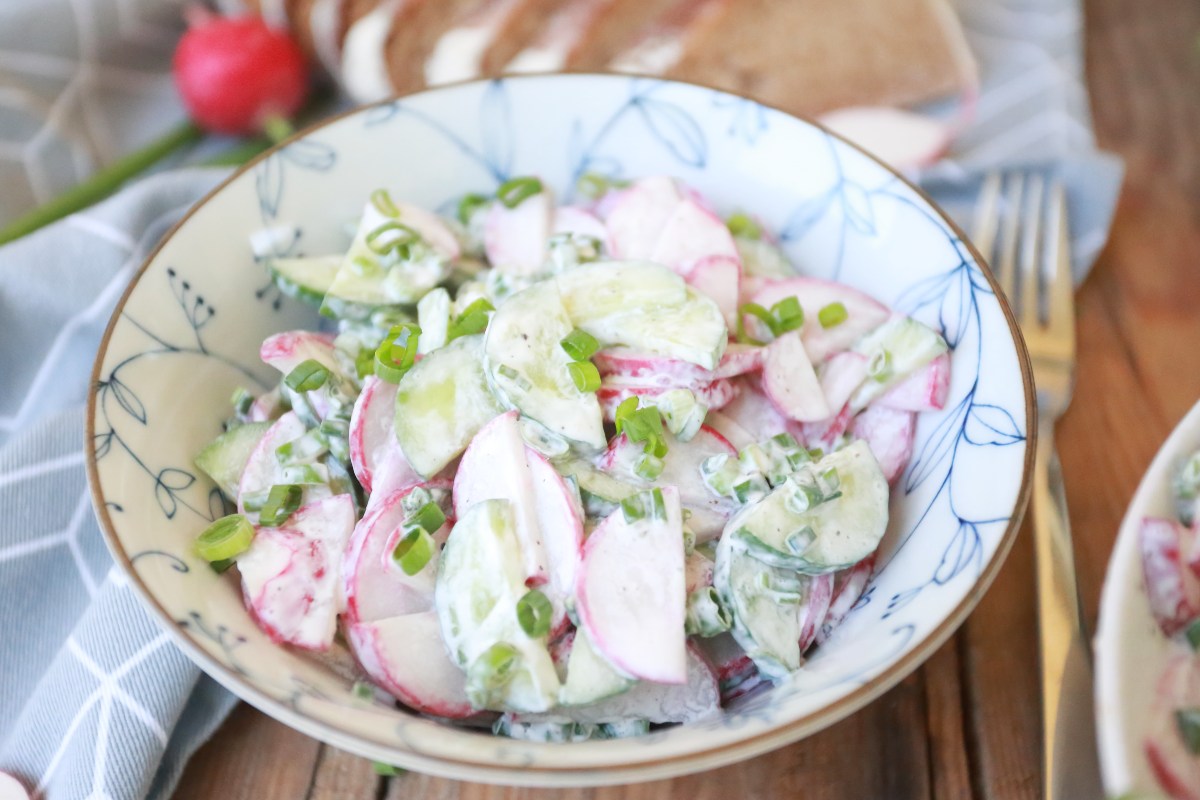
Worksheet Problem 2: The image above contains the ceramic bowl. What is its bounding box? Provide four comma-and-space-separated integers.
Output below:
1096, 400, 1200, 796
87, 74, 1033, 786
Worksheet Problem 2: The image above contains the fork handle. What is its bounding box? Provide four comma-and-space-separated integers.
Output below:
1033, 420, 1102, 799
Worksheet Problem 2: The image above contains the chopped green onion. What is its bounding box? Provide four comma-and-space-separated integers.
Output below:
372, 762, 402, 776
868, 349, 893, 382
447, 298, 494, 341
656, 388, 706, 442
576, 172, 626, 200
566, 361, 601, 393
1187, 619, 1200, 652
230, 387, 254, 416
352, 680, 374, 701
496, 176, 542, 209
284, 359, 331, 393
754, 571, 805, 603
354, 347, 376, 379
457, 192, 491, 225
733, 475, 769, 505
726, 212, 762, 240
736, 303, 774, 345
370, 188, 399, 218
239, 488, 270, 513
1177, 708, 1200, 755
259, 484, 303, 527
818, 301, 848, 329
614, 396, 639, 434
685, 587, 732, 637
392, 526, 434, 576
634, 453, 664, 481
350, 255, 379, 277
785, 526, 816, 554
497, 364, 532, 391
365, 221, 419, 258
276, 431, 329, 464
621, 487, 666, 523
195, 514, 254, 562
409, 501, 446, 533
467, 641, 520, 699
209, 557, 236, 574
560, 329, 600, 361
280, 464, 328, 485
616, 399, 668, 457
516, 589, 553, 638
401, 486, 434, 515
771, 296, 804, 333
374, 323, 421, 384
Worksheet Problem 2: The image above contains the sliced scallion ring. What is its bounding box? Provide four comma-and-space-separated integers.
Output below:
365, 221, 420, 257
456, 192, 491, 225
566, 360, 601, 393
770, 296, 804, 333
516, 589, 553, 638
392, 526, 434, 575
496, 176, 543, 209
284, 359, 331, 393
409, 501, 446, 534
195, 514, 254, 562
259, 484, 303, 527
736, 302, 775, 345
370, 188, 400, 218
726, 212, 762, 240
1177, 708, 1200, 755
818, 301, 848, 329
560, 328, 600, 361
446, 298, 494, 341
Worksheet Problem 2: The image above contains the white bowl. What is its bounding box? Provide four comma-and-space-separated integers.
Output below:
1096, 400, 1200, 796
87, 74, 1033, 786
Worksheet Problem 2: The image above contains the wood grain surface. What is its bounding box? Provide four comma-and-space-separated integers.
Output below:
174, 2, 1200, 796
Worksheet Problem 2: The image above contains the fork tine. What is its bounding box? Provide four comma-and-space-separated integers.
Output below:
1045, 180, 1076, 341
971, 172, 1003, 259
997, 173, 1025, 305
1020, 173, 1045, 327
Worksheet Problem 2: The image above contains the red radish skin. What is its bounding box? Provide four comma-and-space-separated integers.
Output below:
347, 611, 474, 719
876, 352, 951, 412
761, 330, 832, 422
484, 189, 554, 275
750, 277, 890, 363
342, 481, 452, 625
1143, 653, 1200, 800
596, 380, 736, 421
686, 254, 741, 330
349, 376, 422, 496
1141, 517, 1200, 636
799, 404, 854, 452
816, 555, 875, 646
798, 573, 835, 654
703, 410, 756, 451
173, 15, 309, 136
850, 405, 917, 484
605, 176, 682, 259
650, 197, 741, 277
553, 206, 608, 241
592, 345, 761, 389
697, 632, 753, 683
237, 411, 307, 515
818, 106, 951, 172
577, 486, 688, 684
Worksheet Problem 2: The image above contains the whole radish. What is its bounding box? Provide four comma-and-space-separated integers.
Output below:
173, 12, 309, 136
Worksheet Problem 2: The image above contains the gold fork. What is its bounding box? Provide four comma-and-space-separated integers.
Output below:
972, 173, 1101, 799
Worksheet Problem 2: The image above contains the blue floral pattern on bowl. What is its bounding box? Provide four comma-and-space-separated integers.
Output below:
88, 74, 1032, 786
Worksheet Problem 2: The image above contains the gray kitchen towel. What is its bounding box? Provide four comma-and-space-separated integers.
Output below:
0, 0, 1120, 798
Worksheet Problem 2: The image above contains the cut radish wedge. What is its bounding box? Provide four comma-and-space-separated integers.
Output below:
342, 482, 451, 625
347, 611, 474, 719
799, 404, 854, 452
577, 486, 688, 684
1143, 653, 1200, 800
818, 106, 951, 172
605, 176, 682, 259
553, 206, 608, 241
651, 197, 741, 277
704, 410, 755, 451
819, 351, 868, 414
1141, 517, 1200, 637
850, 405, 917, 484
237, 412, 325, 518
259, 330, 337, 375
484, 188, 555, 275
597, 380, 736, 422
593, 344, 761, 389
817, 555, 875, 646
750, 277, 890, 362
349, 376, 420, 495
240, 494, 355, 651
687, 254, 741, 331
762, 330, 832, 422
876, 352, 951, 412
797, 572, 834, 654
718, 376, 799, 443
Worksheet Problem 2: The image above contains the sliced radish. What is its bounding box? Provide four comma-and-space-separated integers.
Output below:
237, 412, 319, 517
347, 611, 474, 719
717, 376, 799, 443
577, 486, 688, 684
876, 352, 951, 412
850, 405, 917, 484
596, 379, 736, 422
342, 482, 451, 625
799, 404, 854, 452
593, 345, 759, 389
247, 387, 284, 422
1141, 517, 1200, 637
686, 254, 741, 330
712, 343, 765, 379
696, 632, 752, 683
750, 277, 890, 362
454, 411, 582, 633
484, 188, 554, 275
600, 427, 737, 541
239, 494, 355, 651
0, 771, 29, 800
819, 351, 868, 413
391, 201, 461, 261
797, 572, 835, 654
553, 206, 608, 241
704, 410, 755, 451
1143, 653, 1200, 800
818, 106, 951, 172
650, 197, 741, 277
762, 330, 832, 422
817, 555, 875, 645
605, 176, 682, 259
349, 376, 420, 495
259, 330, 337, 374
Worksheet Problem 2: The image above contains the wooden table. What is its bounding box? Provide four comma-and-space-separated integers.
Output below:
174, 2, 1200, 796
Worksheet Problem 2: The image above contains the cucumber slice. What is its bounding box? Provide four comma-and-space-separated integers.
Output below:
416, 287, 452, 354
484, 280, 606, 450
714, 534, 804, 680
394, 333, 505, 478
556, 260, 687, 320
556, 458, 639, 518
194, 422, 271, 498
268, 256, 340, 306
435, 499, 561, 713
722, 440, 888, 575
559, 628, 634, 707
850, 316, 949, 409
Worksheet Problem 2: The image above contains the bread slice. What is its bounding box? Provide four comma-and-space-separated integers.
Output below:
506, 0, 614, 74
609, 0, 722, 75
564, 0, 684, 70
380, 0, 479, 94
340, 0, 410, 101
424, 0, 566, 85
667, 0, 976, 116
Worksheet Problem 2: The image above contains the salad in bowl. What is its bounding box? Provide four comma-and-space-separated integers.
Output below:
191, 174, 950, 739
